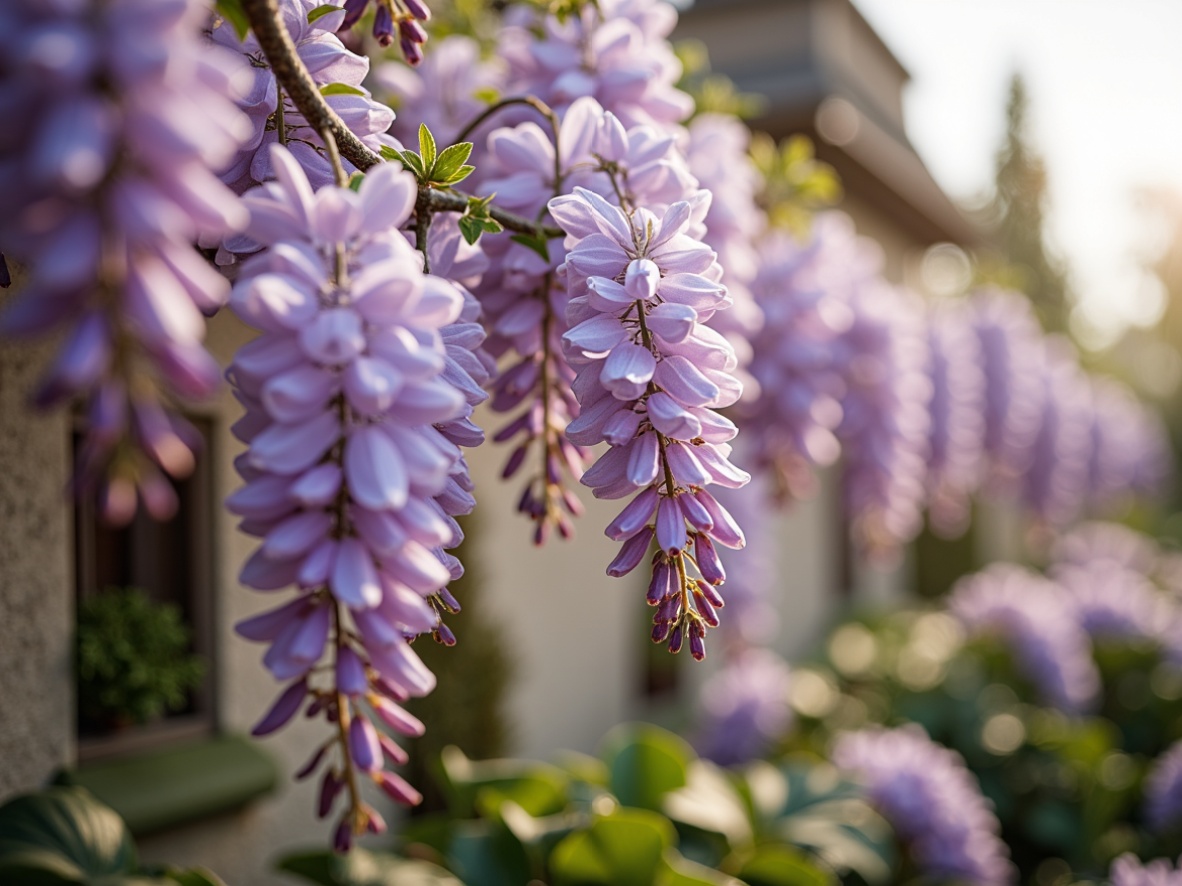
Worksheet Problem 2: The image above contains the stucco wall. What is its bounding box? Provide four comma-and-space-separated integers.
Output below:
0, 320, 73, 799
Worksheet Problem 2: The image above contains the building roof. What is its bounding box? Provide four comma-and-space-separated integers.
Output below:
675, 0, 981, 246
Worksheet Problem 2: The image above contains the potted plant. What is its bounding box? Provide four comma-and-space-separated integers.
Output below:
75, 587, 205, 734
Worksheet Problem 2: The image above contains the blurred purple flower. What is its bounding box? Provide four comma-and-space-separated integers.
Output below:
834, 724, 1014, 885
0, 0, 250, 522
1110, 854, 1182, 886
1145, 741, 1182, 834
949, 563, 1099, 713
695, 649, 793, 766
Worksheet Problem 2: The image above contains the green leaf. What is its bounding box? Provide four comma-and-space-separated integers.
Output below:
418, 124, 438, 174
0, 787, 138, 885
307, 4, 343, 23
458, 216, 484, 246
433, 143, 475, 182
399, 151, 426, 178
320, 83, 367, 97
550, 809, 675, 886
735, 844, 834, 886
472, 87, 501, 105
215, 0, 250, 40
448, 821, 531, 886
510, 233, 549, 263
445, 166, 477, 186
440, 746, 570, 818
663, 761, 753, 851
163, 868, 228, 886
348, 173, 365, 193
379, 145, 402, 162
277, 848, 464, 886
599, 724, 693, 812
658, 850, 745, 886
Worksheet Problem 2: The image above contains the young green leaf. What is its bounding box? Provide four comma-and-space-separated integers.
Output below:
418, 123, 438, 173
447, 165, 477, 186
433, 142, 475, 182
399, 150, 426, 178
215, 0, 250, 39
348, 172, 365, 192
319, 82, 366, 97
458, 215, 485, 246
306, 3, 343, 23
379, 145, 402, 162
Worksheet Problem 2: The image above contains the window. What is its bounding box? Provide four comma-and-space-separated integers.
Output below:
72, 416, 217, 762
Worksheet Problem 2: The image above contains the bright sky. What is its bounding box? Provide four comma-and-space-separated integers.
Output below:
850, 0, 1182, 348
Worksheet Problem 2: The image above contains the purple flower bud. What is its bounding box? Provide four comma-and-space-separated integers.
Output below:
655, 496, 688, 555
364, 805, 387, 835
688, 626, 706, 661
333, 818, 352, 853
251, 678, 308, 737
373, 4, 395, 46
696, 578, 725, 610
295, 743, 329, 780
647, 561, 673, 605
349, 715, 382, 772
341, 0, 369, 29
403, 0, 431, 20
607, 527, 654, 577
373, 695, 426, 737
693, 589, 720, 628
376, 770, 423, 806
655, 593, 681, 624
652, 621, 671, 644
399, 18, 427, 46
379, 732, 410, 766
336, 646, 369, 696
667, 625, 684, 654
318, 770, 343, 819
434, 622, 457, 646
694, 533, 725, 585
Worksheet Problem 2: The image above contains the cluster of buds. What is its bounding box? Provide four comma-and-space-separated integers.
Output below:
341, 0, 431, 63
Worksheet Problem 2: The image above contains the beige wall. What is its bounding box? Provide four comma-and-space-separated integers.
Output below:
0, 320, 73, 799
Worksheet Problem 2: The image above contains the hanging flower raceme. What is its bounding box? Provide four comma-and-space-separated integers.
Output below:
925, 300, 986, 538
739, 218, 852, 500
834, 725, 1014, 886
683, 113, 767, 394
832, 246, 931, 561
552, 186, 749, 660
0, 0, 250, 523
227, 146, 472, 846
1019, 337, 1094, 528
212, 0, 399, 193
970, 287, 1046, 495
948, 564, 1099, 714
1088, 376, 1172, 512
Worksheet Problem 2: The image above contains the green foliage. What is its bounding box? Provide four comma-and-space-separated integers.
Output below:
75, 588, 204, 730
674, 40, 765, 121
457, 195, 503, 246
751, 134, 842, 237
214, 0, 249, 40
307, 4, 343, 24
388, 723, 877, 886
397, 124, 477, 189
789, 604, 1182, 881
278, 847, 462, 886
977, 73, 1072, 333
0, 787, 222, 886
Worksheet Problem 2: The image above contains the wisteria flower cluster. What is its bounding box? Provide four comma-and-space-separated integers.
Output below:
949, 563, 1100, 713
0, 0, 249, 522
834, 724, 1014, 885
213, 0, 399, 192
554, 185, 748, 658
227, 146, 476, 845
340, 0, 431, 63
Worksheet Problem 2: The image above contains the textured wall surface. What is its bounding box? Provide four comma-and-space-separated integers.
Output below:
0, 322, 74, 799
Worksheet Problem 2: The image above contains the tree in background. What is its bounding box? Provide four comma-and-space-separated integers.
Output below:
978, 74, 1072, 334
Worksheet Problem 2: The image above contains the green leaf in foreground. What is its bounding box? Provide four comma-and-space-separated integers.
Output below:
307, 4, 343, 23
215, 0, 249, 40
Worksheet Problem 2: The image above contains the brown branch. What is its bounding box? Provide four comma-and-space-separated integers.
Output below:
237, 0, 564, 240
